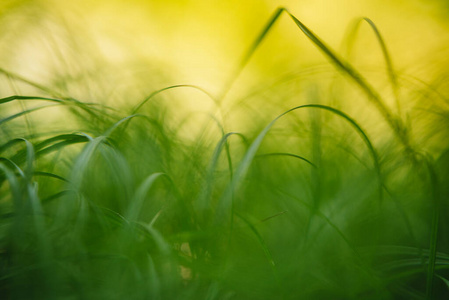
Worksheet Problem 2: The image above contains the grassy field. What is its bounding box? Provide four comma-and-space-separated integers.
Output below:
1, 1, 449, 299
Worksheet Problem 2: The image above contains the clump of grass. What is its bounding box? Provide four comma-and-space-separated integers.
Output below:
1, 5, 449, 300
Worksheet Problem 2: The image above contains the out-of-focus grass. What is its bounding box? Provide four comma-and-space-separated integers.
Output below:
1, 1, 449, 299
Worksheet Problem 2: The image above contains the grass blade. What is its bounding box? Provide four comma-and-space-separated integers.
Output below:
342, 17, 400, 113
132, 84, 217, 114
256, 152, 316, 168
0, 104, 61, 126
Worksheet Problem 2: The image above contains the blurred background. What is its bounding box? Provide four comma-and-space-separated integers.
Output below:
1, 0, 448, 97
1, 0, 448, 146
1, 0, 448, 156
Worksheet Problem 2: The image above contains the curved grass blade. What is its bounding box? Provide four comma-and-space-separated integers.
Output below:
362, 18, 399, 103
132, 84, 217, 114
118, 85, 216, 146
102, 114, 142, 137
256, 152, 316, 168
33, 171, 68, 183
5, 134, 89, 168
34, 135, 90, 157
342, 17, 400, 113
0, 95, 64, 105
0, 157, 25, 178
0, 139, 34, 184
41, 190, 74, 203
260, 210, 288, 223
0, 139, 23, 154
34, 134, 90, 151
69, 136, 108, 189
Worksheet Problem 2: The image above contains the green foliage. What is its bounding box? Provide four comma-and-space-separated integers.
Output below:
1, 6, 449, 300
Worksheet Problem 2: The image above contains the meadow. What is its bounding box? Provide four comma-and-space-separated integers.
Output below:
1, 1, 449, 299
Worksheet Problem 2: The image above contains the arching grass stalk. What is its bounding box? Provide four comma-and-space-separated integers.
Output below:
115, 84, 219, 143
341, 17, 400, 114
132, 84, 217, 114
215, 104, 381, 225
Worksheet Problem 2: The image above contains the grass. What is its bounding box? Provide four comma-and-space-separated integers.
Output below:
1, 4, 449, 300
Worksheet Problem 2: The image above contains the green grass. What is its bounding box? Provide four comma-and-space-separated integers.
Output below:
1, 5, 449, 300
